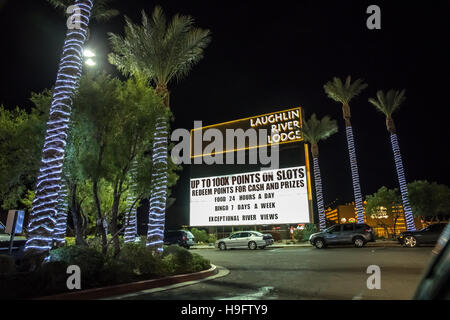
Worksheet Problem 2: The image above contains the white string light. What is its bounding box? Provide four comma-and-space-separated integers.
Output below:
124, 160, 138, 243
345, 126, 365, 223
312, 157, 327, 231
53, 173, 69, 245
147, 117, 168, 253
25, 0, 93, 254
390, 134, 416, 231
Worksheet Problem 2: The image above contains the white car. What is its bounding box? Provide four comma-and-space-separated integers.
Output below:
216, 231, 273, 250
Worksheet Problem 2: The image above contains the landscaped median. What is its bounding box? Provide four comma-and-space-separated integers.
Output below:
37, 264, 218, 300
0, 243, 212, 299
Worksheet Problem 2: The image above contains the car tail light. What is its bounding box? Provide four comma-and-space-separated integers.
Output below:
182, 235, 187, 241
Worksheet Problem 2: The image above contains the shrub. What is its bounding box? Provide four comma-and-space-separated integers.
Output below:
162, 245, 210, 274
0, 255, 16, 274
189, 228, 208, 243
49, 245, 104, 285
191, 253, 211, 272
207, 233, 217, 244
293, 224, 318, 241
118, 243, 164, 277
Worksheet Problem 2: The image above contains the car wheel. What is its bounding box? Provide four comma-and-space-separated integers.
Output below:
248, 241, 257, 250
353, 237, 365, 248
219, 242, 227, 251
314, 238, 325, 249
404, 236, 418, 248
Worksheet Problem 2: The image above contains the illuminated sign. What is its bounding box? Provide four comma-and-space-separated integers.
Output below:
190, 107, 303, 158
190, 166, 310, 226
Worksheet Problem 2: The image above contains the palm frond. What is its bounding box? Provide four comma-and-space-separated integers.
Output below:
368, 89, 406, 117
46, 0, 118, 22
301, 114, 338, 145
324, 75, 368, 104
109, 6, 211, 86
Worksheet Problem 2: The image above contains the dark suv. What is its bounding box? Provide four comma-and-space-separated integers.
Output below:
309, 223, 375, 249
398, 223, 448, 248
163, 230, 195, 249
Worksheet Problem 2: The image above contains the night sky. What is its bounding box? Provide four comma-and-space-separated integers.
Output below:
0, 0, 449, 223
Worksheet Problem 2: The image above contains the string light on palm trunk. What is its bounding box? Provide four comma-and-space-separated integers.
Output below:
25, 0, 93, 254
147, 117, 168, 252
312, 157, 327, 231
345, 126, 365, 223
124, 160, 138, 243
390, 134, 416, 231
53, 174, 69, 245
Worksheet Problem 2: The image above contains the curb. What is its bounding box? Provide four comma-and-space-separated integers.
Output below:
192, 242, 401, 250
37, 264, 218, 300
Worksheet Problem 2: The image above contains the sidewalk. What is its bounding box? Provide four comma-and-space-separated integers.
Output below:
191, 240, 400, 249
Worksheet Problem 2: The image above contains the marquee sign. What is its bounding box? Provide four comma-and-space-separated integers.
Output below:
190, 107, 303, 158
190, 166, 310, 226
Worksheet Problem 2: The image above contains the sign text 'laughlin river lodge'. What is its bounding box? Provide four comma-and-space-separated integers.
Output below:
190, 107, 303, 158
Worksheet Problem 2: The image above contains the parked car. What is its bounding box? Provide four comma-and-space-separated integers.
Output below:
163, 230, 195, 249
216, 231, 273, 250
414, 223, 450, 299
309, 223, 375, 249
398, 223, 448, 248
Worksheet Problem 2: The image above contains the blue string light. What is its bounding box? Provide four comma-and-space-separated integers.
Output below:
345, 126, 364, 223
53, 174, 69, 245
124, 160, 138, 243
390, 133, 416, 231
147, 117, 168, 253
25, 0, 93, 254
312, 157, 327, 231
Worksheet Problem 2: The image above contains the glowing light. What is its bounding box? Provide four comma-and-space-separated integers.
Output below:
147, 117, 168, 252
345, 126, 364, 223
83, 48, 95, 57
85, 58, 96, 66
312, 157, 326, 231
25, 0, 93, 254
390, 134, 416, 231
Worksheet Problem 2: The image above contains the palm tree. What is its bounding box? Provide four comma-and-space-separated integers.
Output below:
109, 7, 211, 252
123, 160, 138, 243
25, 0, 118, 256
368, 89, 416, 231
324, 76, 368, 223
48, 0, 118, 248
301, 114, 338, 231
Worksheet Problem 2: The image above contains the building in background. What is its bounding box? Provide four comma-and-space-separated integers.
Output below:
324, 202, 423, 238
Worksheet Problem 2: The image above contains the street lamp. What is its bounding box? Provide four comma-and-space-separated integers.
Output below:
83, 48, 96, 66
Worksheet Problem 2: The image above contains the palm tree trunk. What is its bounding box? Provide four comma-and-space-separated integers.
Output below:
312, 156, 327, 231
390, 133, 416, 231
25, 0, 93, 256
146, 116, 168, 252
345, 125, 365, 223
53, 174, 69, 246
124, 160, 138, 244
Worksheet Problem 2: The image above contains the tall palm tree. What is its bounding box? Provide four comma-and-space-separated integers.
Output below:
109, 7, 211, 252
47, 0, 118, 248
25, 0, 94, 257
301, 114, 338, 231
368, 89, 416, 231
25, 0, 118, 256
123, 160, 138, 243
324, 76, 368, 223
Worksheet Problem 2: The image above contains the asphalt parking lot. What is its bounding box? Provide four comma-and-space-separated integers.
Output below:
119, 245, 434, 300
